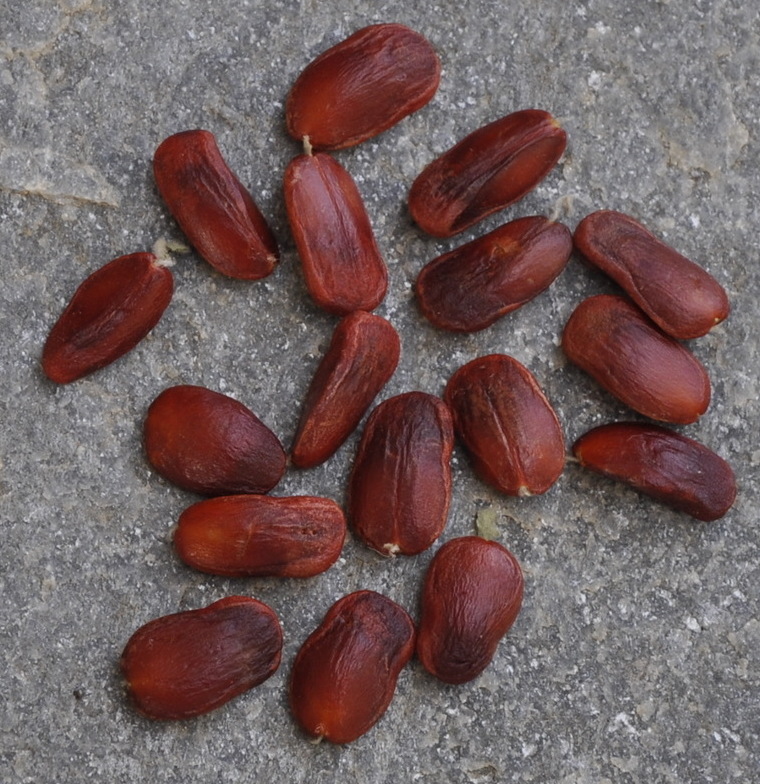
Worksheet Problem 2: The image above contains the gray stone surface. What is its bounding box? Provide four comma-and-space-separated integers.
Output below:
1, 1, 758, 781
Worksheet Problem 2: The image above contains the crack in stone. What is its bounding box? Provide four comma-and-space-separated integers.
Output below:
0, 144, 121, 207
4, 0, 103, 61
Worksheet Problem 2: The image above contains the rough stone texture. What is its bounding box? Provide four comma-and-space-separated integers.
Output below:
1, 1, 758, 782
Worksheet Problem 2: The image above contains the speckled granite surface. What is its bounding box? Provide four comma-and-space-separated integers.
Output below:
1, 1, 758, 781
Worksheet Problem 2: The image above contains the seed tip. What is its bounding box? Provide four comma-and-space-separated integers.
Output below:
152, 237, 191, 267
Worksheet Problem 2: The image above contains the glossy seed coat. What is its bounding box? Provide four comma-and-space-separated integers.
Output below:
42, 251, 173, 384
289, 590, 415, 743
144, 385, 286, 496
416, 216, 572, 332
562, 294, 711, 424
291, 311, 401, 468
348, 392, 454, 556
574, 210, 730, 339
573, 422, 737, 521
153, 129, 278, 280
286, 23, 440, 151
120, 596, 282, 720
445, 354, 565, 495
174, 495, 346, 577
416, 537, 524, 684
284, 152, 388, 315
409, 109, 567, 237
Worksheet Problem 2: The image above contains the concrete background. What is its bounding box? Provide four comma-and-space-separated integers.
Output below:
1, 1, 758, 781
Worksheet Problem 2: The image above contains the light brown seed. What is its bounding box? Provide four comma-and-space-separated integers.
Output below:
153, 129, 279, 280
562, 294, 711, 424
144, 385, 286, 496
120, 596, 282, 720
445, 354, 565, 495
416, 216, 572, 332
284, 152, 388, 315
42, 251, 173, 384
291, 311, 401, 468
289, 590, 415, 743
408, 109, 567, 237
416, 536, 524, 684
348, 392, 454, 556
574, 210, 730, 339
174, 495, 346, 577
285, 24, 441, 151
573, 422, 737, 521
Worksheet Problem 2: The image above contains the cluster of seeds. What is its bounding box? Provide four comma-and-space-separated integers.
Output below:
42, 23, 736, 743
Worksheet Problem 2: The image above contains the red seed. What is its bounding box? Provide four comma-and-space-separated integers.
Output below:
409, 109, 567, 237
174, 494, 346, 577
153, 129, 278, 280
416, 216, 572, 332
573, 422, 737, 521
289, 590, 415, 743
291, 311, 401, 468
348, 392, 454, 556
562, 294, 711, 424
144, 384, 286, 496
120, 596, 282, 720
416, 536, 524, 684
284, 151, 388, 315
42, 251, 173, 384
445, 354, 566, 495
574, 210, 730, 339
286, 24, 441, 151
